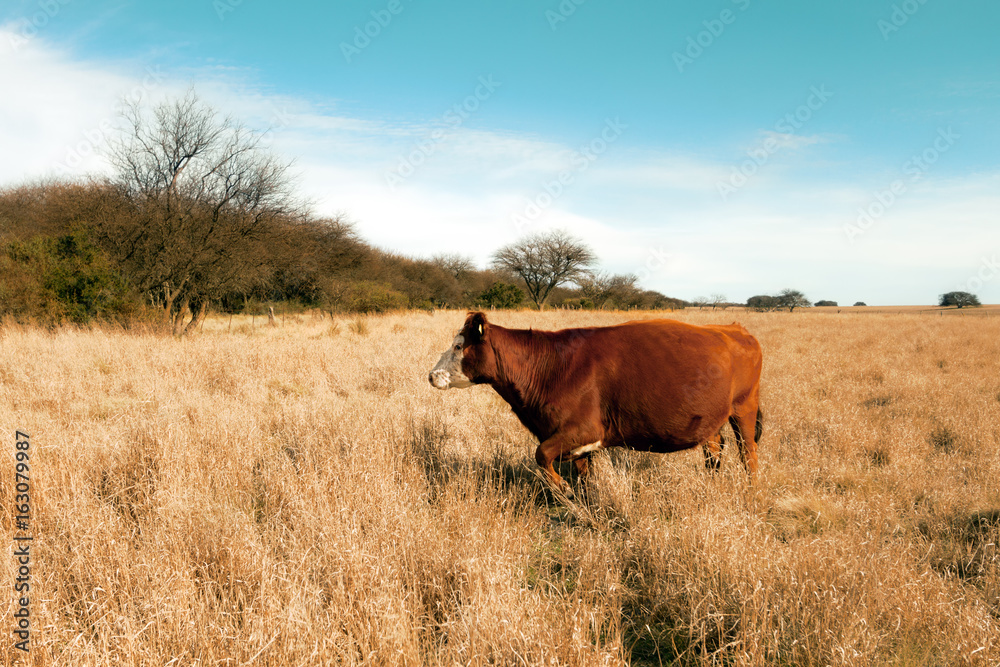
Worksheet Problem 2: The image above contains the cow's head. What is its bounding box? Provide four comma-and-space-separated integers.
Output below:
428, 312, 496, 390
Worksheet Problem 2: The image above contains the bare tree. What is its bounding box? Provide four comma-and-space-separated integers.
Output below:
491, 230, 596, 309
710, 293, 728, 310
430, 253, 475, 279
578, 271, 639, 309
100, 90, 300, 333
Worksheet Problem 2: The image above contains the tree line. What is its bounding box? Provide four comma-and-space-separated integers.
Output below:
4, 92, 976, 329
0, 93, 687, 330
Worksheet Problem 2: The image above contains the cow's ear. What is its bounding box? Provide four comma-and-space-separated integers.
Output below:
465, 311, 488, 343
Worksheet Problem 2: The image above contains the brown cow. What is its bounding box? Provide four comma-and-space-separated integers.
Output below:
429, 312, 763, 497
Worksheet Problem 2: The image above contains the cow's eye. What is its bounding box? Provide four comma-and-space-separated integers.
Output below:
454, 344, 462, 350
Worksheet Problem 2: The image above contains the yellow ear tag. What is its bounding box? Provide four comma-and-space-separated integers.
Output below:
478, 324, 483, 336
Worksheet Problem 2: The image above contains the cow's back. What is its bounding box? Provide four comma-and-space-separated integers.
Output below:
566, 318, 760, 451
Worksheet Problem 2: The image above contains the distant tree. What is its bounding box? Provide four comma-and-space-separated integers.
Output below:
691, 296, 709, 309
476, 282, 524, 309
814, 300, 838, 307
778, 288, 810, 312
853, 301, 867, 307
710, 293, 728, 310
491, 230, 596, 309
634, 290, 687, 310
939, 291, 981, 308
747, 294, 779, 312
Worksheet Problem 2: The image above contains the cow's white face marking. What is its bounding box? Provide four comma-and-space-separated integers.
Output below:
429, 334, 474, 390
568, 440, 604, 459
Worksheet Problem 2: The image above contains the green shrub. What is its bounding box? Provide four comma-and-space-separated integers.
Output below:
0, 230, 141, 325
475, 282, 524, 309
343, 281, 409, 313
559, 297, 595, 310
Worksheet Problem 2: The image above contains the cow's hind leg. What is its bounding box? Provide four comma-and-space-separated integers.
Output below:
728, 405, 760, 478
572, 455, 592, 500
702, 431, 726, 471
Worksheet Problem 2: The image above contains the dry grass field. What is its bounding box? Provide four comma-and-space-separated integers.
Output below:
2, 309, 999, 666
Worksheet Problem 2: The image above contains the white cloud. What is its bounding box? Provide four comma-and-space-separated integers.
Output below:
1, 26, 138, 180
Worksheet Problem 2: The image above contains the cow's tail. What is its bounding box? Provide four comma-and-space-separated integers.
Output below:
755, 407, 764, 442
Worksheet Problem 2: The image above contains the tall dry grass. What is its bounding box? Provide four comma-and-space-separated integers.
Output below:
1, 309, 998, 666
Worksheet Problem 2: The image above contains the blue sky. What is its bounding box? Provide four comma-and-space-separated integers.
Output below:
2, 0, 999, 305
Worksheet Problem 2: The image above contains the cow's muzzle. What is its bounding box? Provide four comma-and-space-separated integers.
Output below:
429, 369, 452, 389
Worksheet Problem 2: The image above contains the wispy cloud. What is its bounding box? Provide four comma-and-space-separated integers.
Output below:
755, 130, 827, 151
1, 27, 997, 305
942, 79, 1000, 99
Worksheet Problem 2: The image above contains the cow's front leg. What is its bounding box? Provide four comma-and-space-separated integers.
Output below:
536, 436, 604, 501
535, 435, 578, 500
570, 438, 607, 499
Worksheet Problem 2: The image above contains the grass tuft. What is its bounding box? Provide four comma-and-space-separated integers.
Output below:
348, 317, 370, 335
927, 424, 960, 454
861, 394, 893, 408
